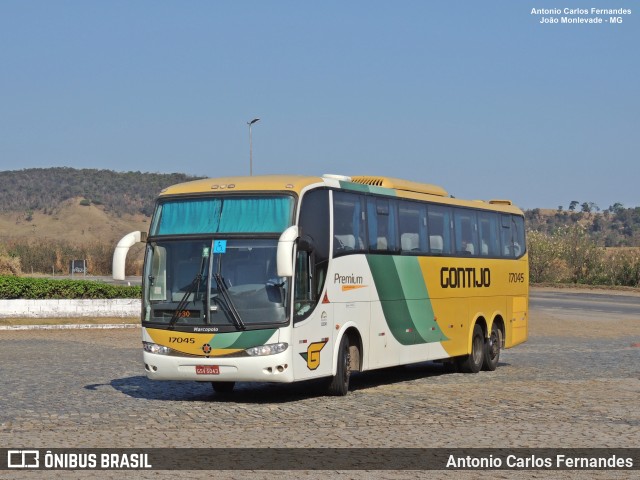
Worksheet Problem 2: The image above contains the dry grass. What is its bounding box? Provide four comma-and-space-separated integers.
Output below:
0, 197, 149, 245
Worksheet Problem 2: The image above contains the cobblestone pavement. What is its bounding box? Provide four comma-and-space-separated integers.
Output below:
0, 297, 638, 480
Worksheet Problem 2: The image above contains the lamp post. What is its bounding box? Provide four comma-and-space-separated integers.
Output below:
247, 118, 260, 176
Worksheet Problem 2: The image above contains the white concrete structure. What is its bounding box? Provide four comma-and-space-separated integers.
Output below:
0, 299, 141, 318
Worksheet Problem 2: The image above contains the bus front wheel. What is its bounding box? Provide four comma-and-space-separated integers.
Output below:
211, 381, 235, 394
327, 335, 351, 396
457, 324, 484, 373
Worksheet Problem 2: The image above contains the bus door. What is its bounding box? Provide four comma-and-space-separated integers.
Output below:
291, 244, 334, 380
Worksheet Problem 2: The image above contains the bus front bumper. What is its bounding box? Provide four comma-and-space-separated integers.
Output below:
142, 350, 294, 383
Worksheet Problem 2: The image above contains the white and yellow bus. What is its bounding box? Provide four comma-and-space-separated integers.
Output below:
113, 174, 528, 395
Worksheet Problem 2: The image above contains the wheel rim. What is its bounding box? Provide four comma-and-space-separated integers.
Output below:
488, 331, 499, 361
472, 335, 483, 365
342, 346, 351, 385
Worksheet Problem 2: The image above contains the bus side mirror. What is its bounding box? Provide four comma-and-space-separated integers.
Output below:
277, 226, 299, 277
113, 231, 147, 281
297, 234, 315, 253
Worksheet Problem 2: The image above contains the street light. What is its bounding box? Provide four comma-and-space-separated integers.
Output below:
247, 118, 260, 176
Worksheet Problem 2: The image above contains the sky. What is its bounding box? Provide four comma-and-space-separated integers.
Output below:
0, 1, 637, 210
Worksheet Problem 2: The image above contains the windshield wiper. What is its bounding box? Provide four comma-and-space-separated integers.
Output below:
213, 273, 246, 330
169, 273, 203, 329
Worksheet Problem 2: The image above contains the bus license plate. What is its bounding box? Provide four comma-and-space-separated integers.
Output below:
195, 365, 220, 375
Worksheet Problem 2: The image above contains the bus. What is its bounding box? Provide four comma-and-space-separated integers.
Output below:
113, 174, 528, 395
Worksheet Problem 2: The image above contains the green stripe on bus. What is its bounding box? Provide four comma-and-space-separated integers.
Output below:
338, 181, 396, 196
338, 181, 370, 193
392, 256, 446, 343
367, 255, 448, 345
209, 329, 277, 349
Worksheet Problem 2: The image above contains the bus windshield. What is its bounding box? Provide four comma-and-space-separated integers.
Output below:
143, 238, 288, 328
151, 195, 294, 235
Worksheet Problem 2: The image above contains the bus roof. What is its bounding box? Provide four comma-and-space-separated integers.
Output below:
158, 174, 522, 214
158, 175, 323, 196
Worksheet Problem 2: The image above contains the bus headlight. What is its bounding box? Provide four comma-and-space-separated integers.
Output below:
245, 343, 288, 356
143, 341, 171, 355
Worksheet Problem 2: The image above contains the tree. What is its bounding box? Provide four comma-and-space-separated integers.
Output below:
609, 203, 624, 215
527, 231, 567, 283
558, 224, 603, 284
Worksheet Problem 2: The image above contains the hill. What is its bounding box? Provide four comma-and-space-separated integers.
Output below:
525, 206, 640, 247
1, 168, 640, 280
0, 167, 203, 243
0, 167, 201, 217
4, 168, 638, 248
0, 168, 203, 275
0, 197, 150, 245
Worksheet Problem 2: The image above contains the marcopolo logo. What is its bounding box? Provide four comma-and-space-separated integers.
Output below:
8, 450, 40, 468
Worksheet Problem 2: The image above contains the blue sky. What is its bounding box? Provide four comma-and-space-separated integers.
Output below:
0, 1, 637, 210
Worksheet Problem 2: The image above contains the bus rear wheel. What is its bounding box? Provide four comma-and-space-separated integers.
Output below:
211, 381, 235, 394
457, 324, 484, 373
483, 323, 502, 371
327, 335, 352, 396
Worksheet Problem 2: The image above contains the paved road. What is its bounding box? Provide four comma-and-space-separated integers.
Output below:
1, 291, 638, 479
530, 289, 640, 316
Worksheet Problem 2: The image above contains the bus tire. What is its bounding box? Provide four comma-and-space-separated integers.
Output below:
327, 335, 351, 396
211, 381, 235, 394
457, 324, 484, 373
482, 322, 502, 371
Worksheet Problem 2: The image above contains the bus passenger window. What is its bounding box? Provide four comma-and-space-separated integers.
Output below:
427, 205, 452, 254
399, 201, 428, 253
501, 214, 515, 257
367, 197, 398, 252
478, 212, 500, 256
512, 215, 526, 257
454, 209, 478, 256
332, 191, 366, 256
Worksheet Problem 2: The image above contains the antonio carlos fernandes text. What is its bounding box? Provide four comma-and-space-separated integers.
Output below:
446, 454, 634, 469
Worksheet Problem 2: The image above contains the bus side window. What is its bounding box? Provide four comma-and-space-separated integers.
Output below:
427, 205, 452, 254
295, 189, 331, 322
148, 244, 167, 301
399, 200, 428, 254
454, 209, 478, 256
332, 191, 366, 256
512, 215, 526, 257
367, 197, 398, 252
299, 188, 330, 293
294, 249, 313, 318
501, 214, 514, 257
478, 211, 500, 256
